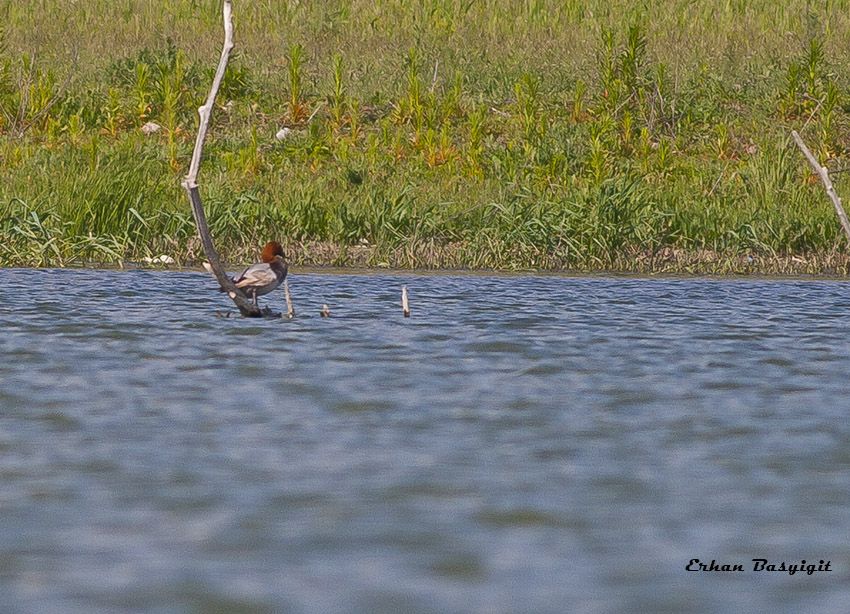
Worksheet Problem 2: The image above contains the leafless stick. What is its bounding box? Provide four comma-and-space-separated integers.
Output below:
800, 94, 824, 132
306, 101, 325, 124
707, 161, 730, 197
284, 281, 295, 318
430, 60, 439, 92
401, 286, 410, 318
792, 130, 850, 244
181, 0, 262, 317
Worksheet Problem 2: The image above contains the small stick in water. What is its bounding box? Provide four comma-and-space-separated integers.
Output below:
402, 286, 410, 318
284, 281, 295, 319
321, 304, 331, 318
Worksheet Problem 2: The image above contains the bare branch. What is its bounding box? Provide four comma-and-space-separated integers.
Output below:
306, 101, 325, 124
181, 0, 263, 317
184, 0, 234, 190
791, 130, 850, 245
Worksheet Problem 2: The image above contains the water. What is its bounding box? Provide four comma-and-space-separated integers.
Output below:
2, 269, 850, 613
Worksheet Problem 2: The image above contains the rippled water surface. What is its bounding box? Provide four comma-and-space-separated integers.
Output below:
2, 269, 850, 613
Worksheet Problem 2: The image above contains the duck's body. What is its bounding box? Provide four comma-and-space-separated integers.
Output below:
218, 241, 288, 305
232, 258, 287, 303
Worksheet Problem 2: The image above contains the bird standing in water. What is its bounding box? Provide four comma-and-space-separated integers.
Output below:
225, 241, 288, 305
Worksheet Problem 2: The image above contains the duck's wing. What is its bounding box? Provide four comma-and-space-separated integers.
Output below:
233, 263, 278, 288
232, 262, 258, 284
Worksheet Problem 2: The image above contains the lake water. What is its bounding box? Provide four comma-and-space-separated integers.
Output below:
2, 269, 850, 613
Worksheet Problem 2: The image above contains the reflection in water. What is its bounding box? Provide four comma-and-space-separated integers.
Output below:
1, 269, 850, 613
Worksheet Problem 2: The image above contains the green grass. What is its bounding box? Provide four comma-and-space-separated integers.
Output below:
2, 0, 850, 273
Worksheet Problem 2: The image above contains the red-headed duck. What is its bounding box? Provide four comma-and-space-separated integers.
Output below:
227, 241, 288, 305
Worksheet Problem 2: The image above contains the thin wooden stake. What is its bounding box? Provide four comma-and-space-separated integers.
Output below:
284, 281, 295, 319
401, 286, 410, 318
181, 0, 263, 317
792, 130, 850, 244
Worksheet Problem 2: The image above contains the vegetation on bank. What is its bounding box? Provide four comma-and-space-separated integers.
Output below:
2, 0, 850, 273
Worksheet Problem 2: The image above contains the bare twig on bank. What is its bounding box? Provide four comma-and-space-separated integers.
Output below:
430, 60, 439, 92
306, 101, 325, 124
791, 130, 850, 244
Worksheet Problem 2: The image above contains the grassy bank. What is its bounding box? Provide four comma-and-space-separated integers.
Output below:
2, 0, 850, 273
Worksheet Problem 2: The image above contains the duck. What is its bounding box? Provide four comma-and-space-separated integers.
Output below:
215, 241, 288, 305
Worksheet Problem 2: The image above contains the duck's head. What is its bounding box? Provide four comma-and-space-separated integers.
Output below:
260, 241, 285, 263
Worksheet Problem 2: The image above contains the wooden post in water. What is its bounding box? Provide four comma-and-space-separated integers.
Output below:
181, 0, 264, 317
791, 130, 850, 244
284, 281, 295, 319
402, 286, 410, 318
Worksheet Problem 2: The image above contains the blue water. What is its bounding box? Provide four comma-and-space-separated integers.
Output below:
1, 269, 850, 613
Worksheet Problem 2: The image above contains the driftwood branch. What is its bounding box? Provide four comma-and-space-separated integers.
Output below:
792, 130, 850, 244
182, 0, 263, 317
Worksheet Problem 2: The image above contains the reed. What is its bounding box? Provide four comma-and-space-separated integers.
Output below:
1, 0, 849, 273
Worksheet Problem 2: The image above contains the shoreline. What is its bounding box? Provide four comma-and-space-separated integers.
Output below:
6, 261, 850, 281
5, 241, 850, 279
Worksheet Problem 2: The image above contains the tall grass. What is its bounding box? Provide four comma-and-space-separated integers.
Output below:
1, 0, 849, 272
